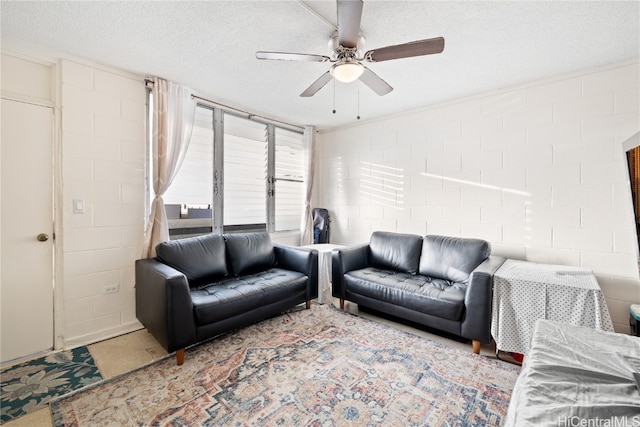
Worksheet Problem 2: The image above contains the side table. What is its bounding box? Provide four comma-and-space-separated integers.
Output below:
491, 259, 614, 356
302, 244, 345, 304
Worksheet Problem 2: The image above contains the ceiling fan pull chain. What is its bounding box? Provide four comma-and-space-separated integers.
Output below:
357, 81, 361, 120
332, 79, 336, 114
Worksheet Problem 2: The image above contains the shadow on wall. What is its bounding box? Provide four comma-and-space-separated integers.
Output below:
360, 162, 405, 209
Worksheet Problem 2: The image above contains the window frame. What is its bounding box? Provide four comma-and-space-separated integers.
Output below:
151, 101, 305, 238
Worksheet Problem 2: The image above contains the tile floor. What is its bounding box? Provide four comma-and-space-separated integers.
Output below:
4, 300, 513, 427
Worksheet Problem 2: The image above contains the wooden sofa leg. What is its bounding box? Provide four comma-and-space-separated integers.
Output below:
306, 300, 311, 309
176, 349, 185, 366
339, 299, 344, 309
472, 340, 481, 354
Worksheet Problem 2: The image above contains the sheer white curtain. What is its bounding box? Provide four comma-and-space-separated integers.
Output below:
142, 78, 196, 258
300, 125, 316, 245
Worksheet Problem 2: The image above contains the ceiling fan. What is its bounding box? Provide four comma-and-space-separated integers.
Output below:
256, 0, 445, 98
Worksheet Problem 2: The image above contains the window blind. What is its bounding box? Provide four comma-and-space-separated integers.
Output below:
223, 113, 268, 228
275, 128, 304, 231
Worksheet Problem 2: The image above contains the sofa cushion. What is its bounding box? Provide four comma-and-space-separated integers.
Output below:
419, 235, 491, 283
156, 233, 227, 285
344, 267, 467, 321
369, 231, 423, 274
190, 268, 307, 325
224, 232, 277, 276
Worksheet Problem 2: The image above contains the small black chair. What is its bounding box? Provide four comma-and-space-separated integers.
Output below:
312, 208, 330, 244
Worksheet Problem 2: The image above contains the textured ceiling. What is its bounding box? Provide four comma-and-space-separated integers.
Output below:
1, 1, 639, 130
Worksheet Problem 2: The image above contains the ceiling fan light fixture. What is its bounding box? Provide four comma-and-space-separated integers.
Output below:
331, 61, 364, 83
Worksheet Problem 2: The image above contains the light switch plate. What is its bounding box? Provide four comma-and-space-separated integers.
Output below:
73, 199, 85, 214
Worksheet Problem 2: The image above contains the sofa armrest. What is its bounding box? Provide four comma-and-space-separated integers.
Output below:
331, 244, 369, 299
135, 259, 197, 353
274, 244, 318, 300
460, 255, 506, 343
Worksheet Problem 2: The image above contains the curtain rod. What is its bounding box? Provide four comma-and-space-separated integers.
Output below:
145, 79, 304, 131
191, 94, 305, 132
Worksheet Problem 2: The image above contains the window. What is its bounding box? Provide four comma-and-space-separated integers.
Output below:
157, 103, 305, 238
223, 114, 268, 231
274, 127, 305, 231
163, 106, 214, 239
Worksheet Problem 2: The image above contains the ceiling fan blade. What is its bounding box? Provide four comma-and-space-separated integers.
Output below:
300, 71, 333, 97
359, 67, 393, 96
256, 51, 330, 62
364, 37, 445, 62
337, 0, 363, 48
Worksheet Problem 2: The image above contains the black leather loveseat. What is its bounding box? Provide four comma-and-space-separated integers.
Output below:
332, 231, 505, 353
136, 232, 317, 365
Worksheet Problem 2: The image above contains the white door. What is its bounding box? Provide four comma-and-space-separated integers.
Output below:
1, 98, 54, 363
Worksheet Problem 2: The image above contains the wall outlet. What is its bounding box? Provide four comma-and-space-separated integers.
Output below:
103, 284, 119, 294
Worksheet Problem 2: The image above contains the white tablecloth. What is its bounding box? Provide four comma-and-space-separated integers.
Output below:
491, 259, 614, 355
505, 319, 640, 426
302, 244, 345, 304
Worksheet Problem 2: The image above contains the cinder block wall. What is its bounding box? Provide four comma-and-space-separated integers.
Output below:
316, 62, 640, 333
60, 59, 146, 346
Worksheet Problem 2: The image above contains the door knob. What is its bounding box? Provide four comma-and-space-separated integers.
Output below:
37, 233, 49, 242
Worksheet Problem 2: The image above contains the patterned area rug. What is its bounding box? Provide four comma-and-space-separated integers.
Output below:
0, 346, 102, 424
50, 304, 520, 426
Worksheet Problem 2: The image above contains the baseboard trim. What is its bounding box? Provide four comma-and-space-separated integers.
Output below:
64, 320, 144, 349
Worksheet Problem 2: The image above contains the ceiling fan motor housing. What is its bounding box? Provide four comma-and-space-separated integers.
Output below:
329, 31, 365, 60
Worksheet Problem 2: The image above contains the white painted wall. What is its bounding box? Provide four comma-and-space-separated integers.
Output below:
60, 59, 147, 346
1, 53, 53, 102
316, 62, 640, 333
